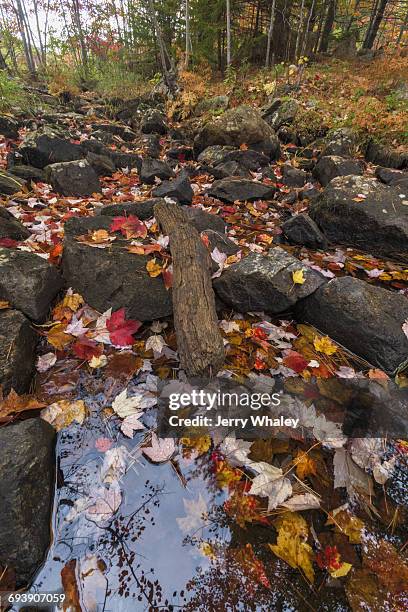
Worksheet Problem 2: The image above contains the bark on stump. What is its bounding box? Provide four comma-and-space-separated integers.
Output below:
154, 200, 225, 376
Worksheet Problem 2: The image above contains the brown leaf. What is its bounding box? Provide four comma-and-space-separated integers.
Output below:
0, 389, 46, 420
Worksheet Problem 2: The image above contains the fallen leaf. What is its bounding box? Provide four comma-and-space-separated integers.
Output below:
72, 337, 103, 361
0, 300, 10, 309
41, 399, 87, 431
146, 258, 163, 277
110, 215, 147, 239
0, 389, 45, 420
111, 387, 157, 418
106, 308, 141, 346
313, 335, 337, 355
142, 432, 176, 463
269, 512, 314, 583
120, 411, 145, 437
36, 352, 57, 372
292, 269, 305, 284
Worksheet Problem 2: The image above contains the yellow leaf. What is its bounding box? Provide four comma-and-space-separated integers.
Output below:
47, 323, 74, 349
0, 300, 10, 310
293, 449, 318, 480
61, 293, 84, 312
313, 335, 338, 355
292, 269, 305, 285
41, 399, 87, 431
330, 561, 352, 578
326, 509, 364, 544
200, 542, 216, 559
146, 258, 163, 277
269, 512, 315, 583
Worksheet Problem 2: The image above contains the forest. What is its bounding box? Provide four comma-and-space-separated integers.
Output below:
0, 0, 407, 611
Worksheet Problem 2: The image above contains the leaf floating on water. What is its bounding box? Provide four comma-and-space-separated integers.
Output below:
282, 493, 321, 511
0, 389, 46, 420
248, 461, 292, 510
41, 399, 87, 431
112, 387, 157, 419
142, 432, 176, 463
269, 512, 314, 583
176, 493, 208, 533
106, 308, 141, 346
36, 352, 57, 373
120, 411, 145, 438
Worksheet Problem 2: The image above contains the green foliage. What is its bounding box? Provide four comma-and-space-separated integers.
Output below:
0, 71, 31, 112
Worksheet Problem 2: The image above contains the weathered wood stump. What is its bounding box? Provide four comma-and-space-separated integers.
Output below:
154, 200, 225, 377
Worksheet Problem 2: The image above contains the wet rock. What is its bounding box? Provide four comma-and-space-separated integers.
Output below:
0, 309, 37, 394
282, 164, 309, 187
0, 208, 30, 241
140, 110, 168, 135
213, 246, 325, 313
19, 128, 84, 169
140, 157, 174, 184
375, 166, 408, 188
309, 175, 408, 262
195, 95, 229, 115
62, 217, 172, 321
152, 172, 194, 204
109, 151, 142, 171
8, 165, 46, 183
100, 198, 164, 220
0, 418, 55, 588
207, 177, 276, 202
0, 115, 19, 139
184, 208, 227, 234
86, 151, 115, 176
0, 170, 26, 195
264, 98, 299, 130
90, 123, 136, 142
313, 155, 363, 186
321, 127, 359, 157
194, 105, 280, 160
45, 160, 101, 197
296, 277, 408, 374
365, 140, 408, 169
0, 248, 63, 321
282, 213, 327, 249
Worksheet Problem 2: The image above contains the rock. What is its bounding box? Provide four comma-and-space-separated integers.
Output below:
7, 164, 46, 182
292, 108, 328, 146
313, 155, 364, 186
282, 164, 309, 187
264, 98, 299, 130
197, 145, 235, 166
62, 217, 172, 321
152, 172, 194, 204
0, 170, 26, 195
81, 138, 112, 156
277, 125, 298, 144
375, 166, 408, 188
109, 151, 142, 171
321, 127, 359, 157
365, 140, 408, 170
90, 123, 136, 142
0, 208, 30, 241
100, 198, 164, 221
90, 129, 116, 145
0, 309, 37, 393
184, 208, 227, 234
0, 115, 19, 139
86, 151, 115, 176
212, 161, 250, 179
301, 184, 320, 200
0, 248, 63, 321
203, 230, 240, 275
166, 145, 194, 161
45, 160, 101, 197
223, 149, 270, 170
19, 128, 84, 169
136, 133, 162, 158
140, 157, 174, 184
140, 110, 168, 135
194, 105, 280, 160
0, 418, 55, 588
207, 178, 276, 202
309, 175, 408, 262
296, 277, 408, 374
195, 95, 229, 115
213, 246, 325, 313
282, 213, 328, 249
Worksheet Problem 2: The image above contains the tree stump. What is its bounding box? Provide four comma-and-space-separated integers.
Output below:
154, 200, 225, 377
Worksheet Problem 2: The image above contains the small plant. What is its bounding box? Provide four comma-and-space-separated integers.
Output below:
0, 71, 30, 112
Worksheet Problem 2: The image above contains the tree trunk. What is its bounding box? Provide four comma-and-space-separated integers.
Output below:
14, 0, 35, 76
154, 201, 225, 378
294, 0, 305, 60
185, 0, 190, 68
319, 0, 335, 52
226, 0, 231, 66
265, 0, 276, 67
363, 0, 389, 49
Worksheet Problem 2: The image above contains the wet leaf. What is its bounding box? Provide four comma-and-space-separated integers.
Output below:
41, 399, 87, 431
292, 269, 305, 284
269, 512, 314, 583
106, 308, 142, 346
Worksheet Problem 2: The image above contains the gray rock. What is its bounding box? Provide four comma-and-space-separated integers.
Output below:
195, 95, 229, 115
207, 178, 276, 202
109, 151, 142, 171
86, 151, 115, 176
213, 246, 325, 313
140, 157, 174, 184
0, 248, 63, 321
375, 166, 408, 188
282, 213, 328, 249
0, 115, 19, 139
135, 133, 161, 158
184, 208, 227, 234
0, 208, 30, 241
212, 161, 250, 179
152, 172, 194, 204
265, 98, 299, 130
365, 140, 408, 170
321, 127, 359, 157
100, 198, 164, 220
309, 175, 408, 262
45, 160, 101, 197
198, 145, 235, 166
0, 418, 55, 587
62, 217, 172, 321
90, 123, 136, 142
313, 155, 363, 186
0, 170, 26, 195
0, 309, 37, 394
19, 127, 84, 169
140, 110, 168, 135
282, 164, 309, 187
7, 165, 46, 183
202, 230, 240, 275
296, 277, 408, 374
194, 105, 280, 160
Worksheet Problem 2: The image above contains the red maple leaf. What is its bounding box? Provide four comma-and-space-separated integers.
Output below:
162, 266, 173, 290
73, 337, 103, 361
106, 308, 142, 346
110, 215, 147, 239
0, 238, 18, 248
282, 350, 309, 373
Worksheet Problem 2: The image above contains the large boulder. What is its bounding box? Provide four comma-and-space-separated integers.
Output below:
0, 169, 26, 195
0, 207, 30, 241
19, 128, 84, 169
207, 178, 276, 202
321, 127, 359, 158
151, 172, 194, 204
213, 247, 325, 313
313, 155, 363, 186
45, 160, 101, 197
365, 140, 408, 170
263, 98, 299, 130
194, 106, 280, 160
0, 309, 37, 394
0, 248, 63, 321
375, 166, 408, 189
0, 418, 55, 588
140, 157, 174, 184
62, 217, 172, 321
282, 213, 328, 249
296, 277, 408, 374
309, 175, 408, 262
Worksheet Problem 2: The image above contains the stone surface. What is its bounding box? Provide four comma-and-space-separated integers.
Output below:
110, 151, 142, 171
19, 128, 84, 169
140, 110, 168, 135
282, 164, 309, 187
309, 175, 408, 262
0, 207, 30, 241
321, 127, 359, 157
211, 160, 250, 178
184, 207, 227, 234
194, 105, 280, 160
0, 248, 63, 321
0, 309, 37, 394
375, 166, 408, 188
365, 140, 408, 170
282, 213, 328, 249
207, 178, 276, 202
296, 277, 408, 374
0, 170, 26, 195
100, 198, 164, 220
62, 217, 173, 321
86, 151, 115, 176
8, 165, 46, 182
197, 145, 235, 166
45, 160, 101, 197
0, 418, 55, 588
0, 115, 19, 139
313, 155, 363, 186
213, 247, 325, 313
90, 123, 136, 142
195, 95, 229, 115
140, 157, 174, 184
152, 172, 194, 204
264, 98, 299, 130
